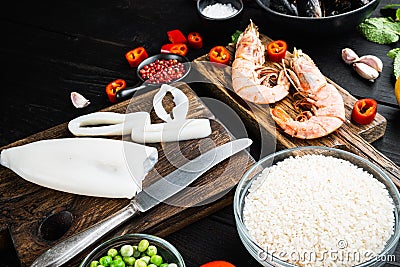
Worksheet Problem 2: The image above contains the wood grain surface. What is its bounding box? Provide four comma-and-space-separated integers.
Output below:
0, 83, 254, 266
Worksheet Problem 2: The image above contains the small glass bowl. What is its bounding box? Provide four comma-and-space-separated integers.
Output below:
234, 146, 400, 267
79, 233, 185, 267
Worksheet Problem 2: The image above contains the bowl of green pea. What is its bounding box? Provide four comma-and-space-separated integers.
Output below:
80, 233, 185, 267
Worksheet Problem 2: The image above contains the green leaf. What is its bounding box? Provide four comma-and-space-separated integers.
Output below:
231, 30, 242, 43
397, 8, 400, 21
358, 18, 400, 44
388, 48, 400, 59
382, 4, 400, 9
394, 53, 400, 79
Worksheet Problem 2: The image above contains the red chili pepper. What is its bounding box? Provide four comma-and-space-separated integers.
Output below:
351, 98, 377, 125
106, 79, 126, 103
187, 32, 203, 49
200, 261, 236, 267
267, 40, 287, 63
161, 43, 188, 56
167, 29, 187, 44
209, 46, 231, 65
125, 47, 148, 68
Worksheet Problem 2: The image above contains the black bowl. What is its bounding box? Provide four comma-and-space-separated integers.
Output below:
255, 0, 380, 35
116, 53, 190, 100
136, 53, 190, 83
196, 0, 244, 33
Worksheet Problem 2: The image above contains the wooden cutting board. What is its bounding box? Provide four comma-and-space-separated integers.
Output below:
193, 32, 400, 190
0, 83, 255, 267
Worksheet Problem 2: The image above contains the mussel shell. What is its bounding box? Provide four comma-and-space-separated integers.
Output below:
296, 0, 322, 17
269, 0, 298, 15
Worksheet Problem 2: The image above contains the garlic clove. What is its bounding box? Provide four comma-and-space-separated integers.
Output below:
353, 62, 379, 82
355, 55, 383, 72
342, 48, 359, 64
71, 92, 90, 108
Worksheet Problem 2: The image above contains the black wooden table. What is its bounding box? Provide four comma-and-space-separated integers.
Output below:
1, 0, 399, 266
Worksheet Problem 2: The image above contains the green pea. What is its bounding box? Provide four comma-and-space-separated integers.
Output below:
148, 264, 157, 267
99, 255, 113, 266
110, 258, 126, 267
159, 264, 168, 267
114, 255, 123, 261
123, 256, 136, 265
134, 259, 147, 267
140, 253, 147, 258
167, 264, 177, 267
138, 239, 150, 252
133, 246, 141, 258
108, 248, 118, 258
140, 256, 150, 264
150, 255, 163, 266
120, 244, 134, 257
90, 261, 99, 267
146, 245, 157, 257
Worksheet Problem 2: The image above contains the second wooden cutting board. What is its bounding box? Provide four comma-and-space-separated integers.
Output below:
193, 31, 400, 190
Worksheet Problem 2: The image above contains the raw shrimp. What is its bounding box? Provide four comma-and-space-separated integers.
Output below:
232, 21, 290, 104
271, 49, 346, 139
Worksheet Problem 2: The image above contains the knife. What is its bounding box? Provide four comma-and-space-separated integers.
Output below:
30, 138, 252, 267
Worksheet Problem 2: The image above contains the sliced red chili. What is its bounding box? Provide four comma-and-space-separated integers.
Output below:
125, 47, 149, 68
351, 98, 377, 125
167, 29, 187, 44
160, 43, 188, 56
209, 46, 231, 65
267, 40, 287, 63
106, 79, 126, 103
187, 32, 203, 49
200, 261, 236, 267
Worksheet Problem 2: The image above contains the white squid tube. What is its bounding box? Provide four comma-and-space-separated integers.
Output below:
68, 112, 148, 136
131, 118, 212, 143
0, 138, 158, 198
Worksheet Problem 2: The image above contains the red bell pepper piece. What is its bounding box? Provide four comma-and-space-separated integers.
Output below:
167, 29, 187, 44
161, 43, 188, 56
105, 79, 126, 103
267, 40, 287, 63
187, 32, 203, 49
209, 46, 231, 65
125, 47, 148, 68
351, 98, 377, 125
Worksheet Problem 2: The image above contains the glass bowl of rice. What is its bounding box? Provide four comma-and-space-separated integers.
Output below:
234, 146, 400, 267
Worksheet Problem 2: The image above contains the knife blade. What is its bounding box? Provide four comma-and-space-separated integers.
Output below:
30, 138, 252, 267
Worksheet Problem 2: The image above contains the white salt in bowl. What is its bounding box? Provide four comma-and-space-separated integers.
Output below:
197, 0, 243, 21
234, 146, 400, 267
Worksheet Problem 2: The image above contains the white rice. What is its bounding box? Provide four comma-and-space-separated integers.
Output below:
201, 3, 238, 19
243, 154, 395, 267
